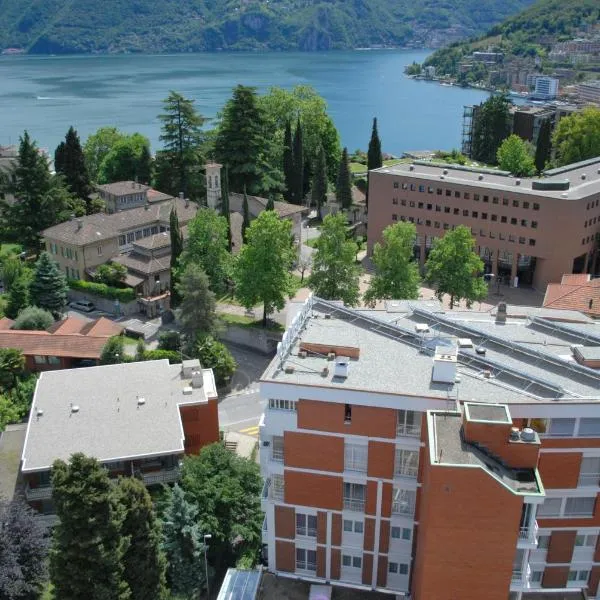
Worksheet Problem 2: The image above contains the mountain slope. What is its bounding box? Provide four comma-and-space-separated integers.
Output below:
0, 0, 536, 54
424, 0, 600, 77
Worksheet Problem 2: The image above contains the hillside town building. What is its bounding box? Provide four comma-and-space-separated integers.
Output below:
21, 358, 219, 521
259, 295, 600, 599
367, 157, 600, 289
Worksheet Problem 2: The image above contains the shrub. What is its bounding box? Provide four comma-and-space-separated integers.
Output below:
12, 306, 54, 331
158, 331, 182, 352
191, 335, 236, 386
94, 262, 128, 287
140, 349, 181, 364
69, 279, 136, 303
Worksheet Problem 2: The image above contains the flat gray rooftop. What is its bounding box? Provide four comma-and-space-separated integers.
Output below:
375, 156, 600, 200
576, 346, 600, 360
22, 360, 216, 472
431, 412, 541, 495
264, 298, 600, 404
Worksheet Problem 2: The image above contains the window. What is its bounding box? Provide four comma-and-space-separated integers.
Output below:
393, 182, 399, 189
143, 227, 151, 237
343, 519, 364, 534
425, 220, 431, 227
426, 204, 432, 211
402, 183, 408, 190
501, 216, 507, 223
392, 214, 398, 221
508, 234, 516, 243
445, 190, 451, 197
579, 418, 600, 437
392, 198, 398, 205
453, 191, 459, 198
483, 195, 489, 203
345, 444, 367, 472
436, 188, 442, 195
126, 232, 135, 243
537, 534, 550, 549
344, 404, 352, 423
568, 570, 589, 583
271, 474, 284, 501
34, 355, 47, 365
268, 398, 296, 411
533, 203, 540, 210
409, 201, 415, 208
521, 219, 528, 227
463, 210, 469, 217
296, 513, 317, 537
296, 548, 316, 571
47, 356, 61, 365
397, 410, 420, 437
531, 571, 543, 583
565, 497, 595, 517
395, 448, 419, 478
428, 187, 434, 194
546, 418, 576, 437
453, 208, 459, 215
342, 555, 362, 569
511, 218, 517, 225
491, 214, 497, 222
419, 202, 425, 209
464, 193, 470, 200
481, 213, 488, 220
151, 226, 158, 235
392, 487, 416, 516
389, 563, 409, 575
271, 436, 284, 462
529, 239, 536, 246
513, 200, 519, 207
472, 211, 478, 218
502, 198, 509, 206
419, 185, 425, 193
523, 202, 530, 209
493, 197, 500, 205
97, 246, 102, 256
537, 498, 562, 517
435, 205, 441, 212
444, 206, 450, 213
519, 237, 526, 245
575, 533, 598, 547
410, 184, 416, 191
344, 482, 365, 512
391, 526, 412, 541
401, 199, 406, 206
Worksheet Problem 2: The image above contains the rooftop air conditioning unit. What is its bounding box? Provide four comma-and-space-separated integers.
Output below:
334, 356, 350, 379
324, 314, 332, 320
327, 352, 336, 361
415, 323, 430, 333
458, 338, 474, 349
520, 428, 536, 442
299, 351, 307, 359
284, 365, 295, 374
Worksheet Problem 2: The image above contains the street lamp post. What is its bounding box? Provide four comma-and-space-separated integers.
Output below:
203, 533, 212, 599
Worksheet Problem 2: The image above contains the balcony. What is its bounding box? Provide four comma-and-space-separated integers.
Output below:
578, 473, 600, 487
510, 564, 531, 590
271, 449, 284, 463
518, 520, 539, 548
25, 484, 52, 501
343, 498, 365, 512
141, 468, 179, 486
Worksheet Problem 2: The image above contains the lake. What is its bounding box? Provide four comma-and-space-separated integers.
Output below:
0, 50, 490, 156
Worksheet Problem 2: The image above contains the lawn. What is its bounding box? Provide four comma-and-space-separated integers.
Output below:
219, 312, 284, 332
350, 162, 367, 174
0, 242, 22, 258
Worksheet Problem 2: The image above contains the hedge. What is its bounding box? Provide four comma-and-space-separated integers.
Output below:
69, 279, 136, 303
141, 349, 181, 364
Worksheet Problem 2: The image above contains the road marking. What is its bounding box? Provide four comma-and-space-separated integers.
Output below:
239, 426, 259, 437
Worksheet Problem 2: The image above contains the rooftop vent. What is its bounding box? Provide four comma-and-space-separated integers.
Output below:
327, 352, 336, 361
495, 302, 507, 325
284, 365, 295, 374
183, 386, 193, 395
36, 408, 44, 417
520, 427, 536, 442
581, 173, 587, 180
475, 346, 487, 356
509, 427, 520, 441
76, 219, 83, 231
482, 369, 492, 379
321, 366, 329, 377
334, 356, 350, 379
440, 175, 445, 180
409, 165, 414, 171
137, 397, 146, 406
299, 350, 307, 359
443, 169, 448, 175
179, 192, 184, 199
71, 405, 80, 413
131, 181, 135, 188
478, 175, 484, 181
515, 179, 521, 186
191, 370, 204, 389
457, 338, 473, 348
324, 314, 332, 320
415, 323, 430, 333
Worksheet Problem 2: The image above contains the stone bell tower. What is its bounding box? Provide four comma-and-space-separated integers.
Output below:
205, 163, 222, 210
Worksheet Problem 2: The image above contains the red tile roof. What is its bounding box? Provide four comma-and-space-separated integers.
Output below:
0, 331, 108, 358
543, 275, 600, 317
0, 317, 15, 330
48, 316, 123, 337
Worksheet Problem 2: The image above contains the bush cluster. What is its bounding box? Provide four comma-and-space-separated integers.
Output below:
69, 279, 136, 303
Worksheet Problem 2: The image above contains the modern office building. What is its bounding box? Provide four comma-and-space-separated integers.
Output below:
533, 77, 560, 101
259, 295, 600, 599
367, 157, 600, 289
21, 358, 219, 520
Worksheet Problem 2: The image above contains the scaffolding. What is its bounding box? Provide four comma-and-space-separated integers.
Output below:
461, 105, 474, 157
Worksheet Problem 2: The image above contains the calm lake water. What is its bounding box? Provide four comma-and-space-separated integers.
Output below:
0, 50, 490, 155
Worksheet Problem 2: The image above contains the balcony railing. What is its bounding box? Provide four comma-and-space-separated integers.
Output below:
272, 486, 284, 502
578, 473, 600, 487
518, 520, 539, 542
396, 425, 421, 438
141, 468, 179, 486
392, 500, 415, 517
271, 449, 284, 462
25, 484, 52, 501
343, 498, 365, 512
511, 570, 523, 583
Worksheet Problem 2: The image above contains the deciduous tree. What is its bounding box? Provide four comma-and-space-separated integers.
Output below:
29, 252, 68, 318
425, 225, 487, 309
84, 127, 124, 182
50, 453, 130, 600
97, 133, 152, 185
1, 256, 24, 292
234, 210, 294, 326
336, 147, 352, 210
534, 117, 552, 173
552, 107, 600, 167
496, 134, 536, 176
113, 478, 167, 600
100, 335, 127, 365
308, 213, 360, 306
191, 335, 236, 386
0, 348, 25, 390
176, 263, 217, 340
11, 306, 53, 331
471, 95, 511, 164
5, 275, 30, 319
181, 208, 231, 295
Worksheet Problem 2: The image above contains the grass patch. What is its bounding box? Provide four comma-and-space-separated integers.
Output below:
383, 158, 405, 167
304, 237, 319, 249
121, 335, 143, 345
350, 162, 367, 174
0, 243, 22, 258
219, 312, 284, 332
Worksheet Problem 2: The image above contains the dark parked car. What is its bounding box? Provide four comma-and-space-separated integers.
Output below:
69, 300, 96, 313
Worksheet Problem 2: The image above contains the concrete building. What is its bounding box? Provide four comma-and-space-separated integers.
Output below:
533, 77, 560, 101
259, 295, 600, 598
367, 157, 600, 289
577, 81, 600, 105
21, 358, 219, 519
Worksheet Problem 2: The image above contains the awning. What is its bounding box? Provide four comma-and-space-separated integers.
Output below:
124, 273, 144, 288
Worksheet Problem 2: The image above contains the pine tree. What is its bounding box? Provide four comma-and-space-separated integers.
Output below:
50, 453, 130, 600
242, 188, 250, 243
136, 144, 153, 185
336, 147, 352, 210
283, 119, 294, 202
535, 118, 552, 174
162, 485, 206, 599
176, 263, 217, 341
221, 165, 232, 250
54, 126, 92, 208
114, 478, 167, 600
5, 275, 30, 319
265, 196, 275, 211
311, 146, 328, 220
366, 117, 383, 208
29, 252, 68, 318
291, 117, 304, 205
169, 207, 184, 307
157, 91, 205, 201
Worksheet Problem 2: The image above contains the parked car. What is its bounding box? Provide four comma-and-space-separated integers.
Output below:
70, 300, 96, 313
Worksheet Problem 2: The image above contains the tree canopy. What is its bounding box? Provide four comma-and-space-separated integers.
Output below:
12, 306, 53, 331
29, 252, 68, 318
425, 225, 487, 309
97, 133, 152, 185
308, 213, 360, 306
471, 95, 511, 164
496, 134, 535, 176
364, 222, 420, 306
176, 263, 217, 341
552, 107, 600, 167
336, 147, 352, 210
54, 126, 92, 208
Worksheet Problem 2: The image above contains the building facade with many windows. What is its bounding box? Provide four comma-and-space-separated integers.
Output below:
259, 295, 600, 599
367, 157, 600, 289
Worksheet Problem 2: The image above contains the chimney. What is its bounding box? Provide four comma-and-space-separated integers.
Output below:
191, 369, 204, 389
495, 302, 507, 324
144, 203, 149, 210
179, 192, 184, 200
131, 181, 135, 188
76, 219, 83, 231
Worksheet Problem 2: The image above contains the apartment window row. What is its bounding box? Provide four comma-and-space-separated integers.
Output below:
391, 526, 412, 541
532, 417, 600, 438
342, 554, 362, 569
296, 548, 316, 572
391, 182, 540, 210
533, 569, 590, 586
397, 409, 421, 437
296, 513, 317, 538
118, 225, 159, 247
34, 355, 61, 365
394, 201, 539, 229
538, 532, 598, 549
49, 243, 78, 262
268, 398, 297, 411
537, 496, 596, 518
584, 216, 598, 228
582, 233, 600, 245
587, 199, 600, 210
65, 266, 80, 280
388, 562, 409, 575
343, 519, 364, 534
392, 487, 416, 517
118, 193, 145, 205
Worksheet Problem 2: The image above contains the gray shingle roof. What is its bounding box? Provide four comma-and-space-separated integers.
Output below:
97, 181, 150, 196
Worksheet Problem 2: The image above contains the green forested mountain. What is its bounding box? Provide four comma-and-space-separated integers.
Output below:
0, 0, 535, 54
424, 0, 600, 77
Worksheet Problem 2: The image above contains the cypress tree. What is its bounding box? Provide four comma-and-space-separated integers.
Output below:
265, 196, 275, 211
221, 165, 232, 250
114, 478, 168, 600
283, 119, 294, 203
136, 144, 153, 185
336, 147, 353, 210
54, 126, 92, 207
292, 117, 304, 205
242, 187, 250, 242
50, 453, 130, 600
302, 157, 311, 200
29, 252, 68, 318
471, 95, 511, 164
535, 118, 552, 174
366, 117, 383, 208
169, 207, 184, 307
311, 146, 328, 220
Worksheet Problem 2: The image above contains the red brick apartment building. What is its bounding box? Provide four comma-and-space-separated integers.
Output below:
259, 295, 600, 599
21, 358, 219, 523
367, 157, 600, 289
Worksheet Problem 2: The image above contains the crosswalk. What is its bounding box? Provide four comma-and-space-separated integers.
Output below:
239, 425, 260, 438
